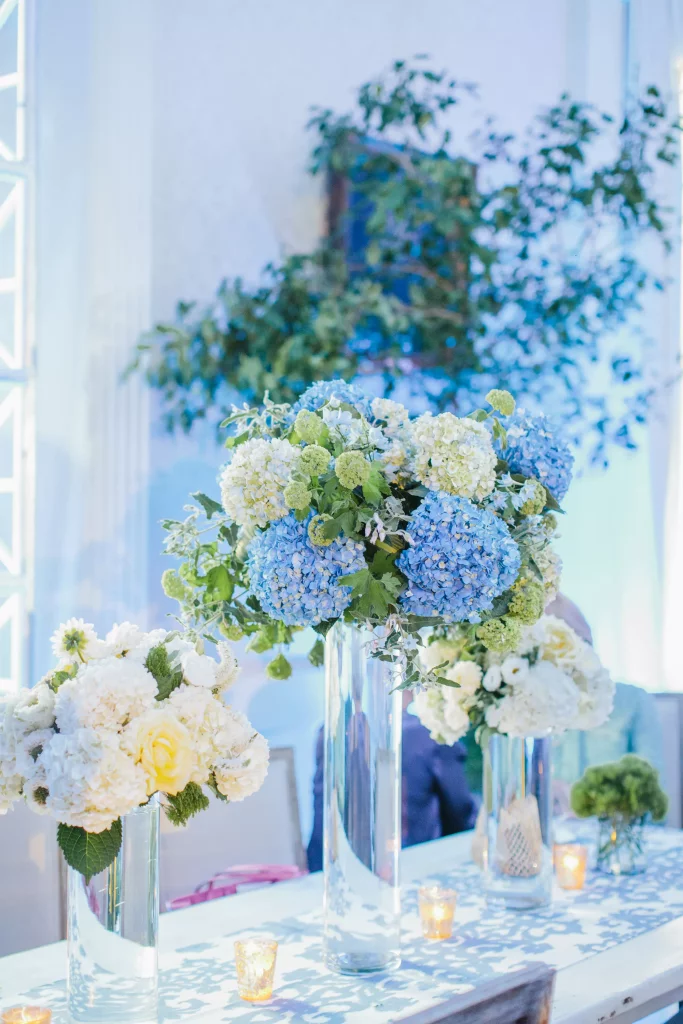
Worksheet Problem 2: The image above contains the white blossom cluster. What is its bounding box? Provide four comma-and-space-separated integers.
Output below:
414, 614, 615, 742
0, 620, 268, 833
220, 437, 301, 529
410, 412, 497, 500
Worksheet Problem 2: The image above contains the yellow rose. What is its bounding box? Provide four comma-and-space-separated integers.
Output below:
129, 709, 194, 796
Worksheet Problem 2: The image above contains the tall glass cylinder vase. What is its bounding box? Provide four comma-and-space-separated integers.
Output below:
323, 622, 402, 975
67, 797, 160, 1023
483, 734, 553, 909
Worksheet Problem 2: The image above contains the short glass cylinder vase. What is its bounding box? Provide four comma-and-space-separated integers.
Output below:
596, 815, 647, 875
483, 733, 553, 910
323, 622, 402, 975
67, 797, 160, 1024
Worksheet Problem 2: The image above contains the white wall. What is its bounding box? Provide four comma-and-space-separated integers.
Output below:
33, 0, 681, 835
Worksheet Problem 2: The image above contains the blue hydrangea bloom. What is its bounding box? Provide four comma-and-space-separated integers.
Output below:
398, 493, 521, 622
498, 413, 574, 501
247, 513, 366, 626
289, 379, 371, 419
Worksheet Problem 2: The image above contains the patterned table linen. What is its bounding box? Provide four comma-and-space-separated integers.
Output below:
11, 828, 683, 1023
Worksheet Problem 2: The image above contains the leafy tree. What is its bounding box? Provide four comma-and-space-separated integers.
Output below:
129, 58, 679, 463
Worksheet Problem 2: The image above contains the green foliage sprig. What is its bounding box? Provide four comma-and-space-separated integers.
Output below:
129, 58, 680, 464
570, 754, 668, 824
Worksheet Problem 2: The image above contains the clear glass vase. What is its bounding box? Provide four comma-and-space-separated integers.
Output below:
596, 815, 647, 875
483, 733, 553, 909
323, 622, 402, 975
67, 797, 160, 1023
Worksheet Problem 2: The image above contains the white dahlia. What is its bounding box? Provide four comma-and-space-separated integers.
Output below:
411, 413, 497, 500
220, 437, 300, 529
51, 618, 104, 665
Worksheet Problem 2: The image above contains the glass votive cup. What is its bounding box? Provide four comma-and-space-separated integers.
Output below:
2, 1010, 52, 1024
418, 885, 457, 940
234, 939, 278, 1001
554, 843, 588, 890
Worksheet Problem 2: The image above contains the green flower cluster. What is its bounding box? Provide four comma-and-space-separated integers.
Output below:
284, 481, 312, 510
335, 450, 371, 489
485, 389, 516, 417
571, 755, 668, 823
519, 479, 547, 516
507, 576, 545, 625
299, 444, 330, 476
476, 616, 522, 653
308, 513, 334, 547
294, 409, 325, 444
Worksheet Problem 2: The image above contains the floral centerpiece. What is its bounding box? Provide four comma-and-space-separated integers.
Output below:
162, 377, 575, 945
413, 613, 615, 745
0, 618, 269, 881
571, 754, 667, 875
162, 380, 571, 683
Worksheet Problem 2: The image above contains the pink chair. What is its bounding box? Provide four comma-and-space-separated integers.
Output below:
166, 863, 307, 911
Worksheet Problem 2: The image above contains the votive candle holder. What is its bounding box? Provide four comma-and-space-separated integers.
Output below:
2, 1010, 52, 1024
554, 843, 588, 890
418, 885, 457, 940
234, 939, 278, 1001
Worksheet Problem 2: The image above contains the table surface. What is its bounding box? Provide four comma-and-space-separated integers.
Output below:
1, 827, 682, 1023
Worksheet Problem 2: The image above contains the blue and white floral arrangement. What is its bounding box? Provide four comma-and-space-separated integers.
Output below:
162, 381, 573, 687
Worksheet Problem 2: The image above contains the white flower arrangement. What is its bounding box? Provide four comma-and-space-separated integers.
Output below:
413, 614, 615, 743
0, 619, 267, 880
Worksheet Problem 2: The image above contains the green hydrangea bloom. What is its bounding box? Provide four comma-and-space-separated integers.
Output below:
571, 755, 668, 823
476, 616, 522, 653
308, 513, 334, 547
335, 450, 371, 489
508, 578, 545, 624
544, 512, 558, 533
520, 479, 547, 516
485, 389, 516, 417
294, 409, 325, 444
284, 480, 312, 510
162, 568, 188, 601
299, 444, 330, 476
266, 653, 292, 680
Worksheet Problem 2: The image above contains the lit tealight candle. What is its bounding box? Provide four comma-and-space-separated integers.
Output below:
418, 885, 457, 941
234, 939, 278, 1001
554, 843, 588, 890
2, 1010, 52, 1024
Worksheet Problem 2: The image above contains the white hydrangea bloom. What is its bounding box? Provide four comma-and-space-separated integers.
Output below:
412, 686, 470, 745
104, 621, 147, 657
220, 437, 300, 528
39, 728, 148, 833
485, 660, 579, 737
166, 684, 252, 784
371, 397, 410, 426
54, 657, 158, 734
126, 628, 169, 665
572, 665, 615, 730
214, 730, 270, 802
420, 642, 482, 698
411, 412, 497, 499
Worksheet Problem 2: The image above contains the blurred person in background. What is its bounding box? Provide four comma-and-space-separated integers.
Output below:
306, 689, 478, 872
